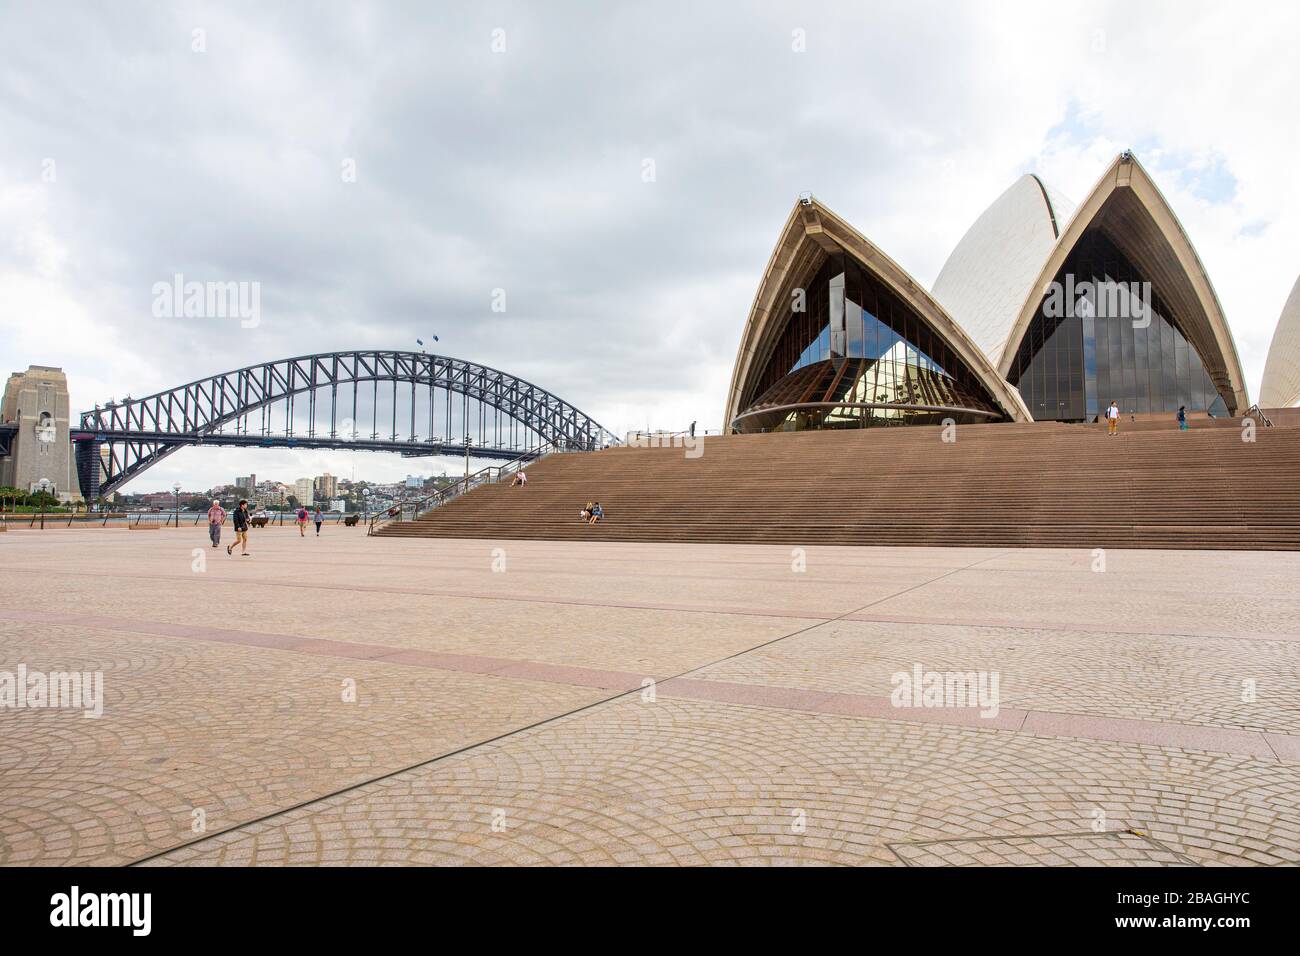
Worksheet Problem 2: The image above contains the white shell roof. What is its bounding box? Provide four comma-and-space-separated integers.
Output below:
931, 174, 1075, 368
1260, 275, 1300, 408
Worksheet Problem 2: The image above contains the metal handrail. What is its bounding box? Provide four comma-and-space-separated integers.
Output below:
366, 468, 495, 534
1246, 404, 1274, 427
366, 438, 565, 534
625, 427, 719, 443
0, 509, 365, 530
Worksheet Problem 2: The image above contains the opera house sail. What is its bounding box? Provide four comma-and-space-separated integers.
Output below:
1260, 275, 1300, 409
932, 173, 1076, 371
724, 198, 1031, 433
937, 152, 1247, 423
728, 153, 1252, 434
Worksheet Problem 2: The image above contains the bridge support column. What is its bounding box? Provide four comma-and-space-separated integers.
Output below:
74, 438, 103, 505
74, 437, 104, 504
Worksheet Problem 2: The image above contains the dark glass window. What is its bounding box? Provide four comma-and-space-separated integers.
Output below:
737, 255, 1002, 431
1008, 229, 1226, 421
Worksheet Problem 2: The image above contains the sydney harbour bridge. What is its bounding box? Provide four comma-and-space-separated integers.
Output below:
71, 350, 619, 498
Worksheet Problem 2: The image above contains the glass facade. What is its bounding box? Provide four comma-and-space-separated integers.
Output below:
1008, 230, 1228, 421
734, 256, 1003, 432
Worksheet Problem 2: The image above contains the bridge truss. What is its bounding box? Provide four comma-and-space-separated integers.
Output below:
73, 350, 618, 497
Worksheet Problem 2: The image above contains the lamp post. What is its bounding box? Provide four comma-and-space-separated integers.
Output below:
464, 434, 473, 487
173, 482, 181, 528
37, 478, 51, 529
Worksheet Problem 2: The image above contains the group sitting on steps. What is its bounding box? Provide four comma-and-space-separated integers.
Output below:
510, 466, 603, 525
509, 467, 603, 525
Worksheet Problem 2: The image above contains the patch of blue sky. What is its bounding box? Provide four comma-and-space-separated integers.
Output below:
1046, 101, 1238, 204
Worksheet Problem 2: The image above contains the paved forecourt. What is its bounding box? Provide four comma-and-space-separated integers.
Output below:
0, 525, 1297, 866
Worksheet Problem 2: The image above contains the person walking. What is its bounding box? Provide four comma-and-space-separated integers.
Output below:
296, 505, 309, 537
313, 506, 323, 536
227, 499, 251, 556
206, 499, 226, 549
1177, 405, 1188, 430
1106, 400, 1120, 436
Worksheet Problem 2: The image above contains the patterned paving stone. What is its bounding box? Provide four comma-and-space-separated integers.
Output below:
689, 620, 1300, 733
143, 697, 1300, 867
891, 831, 1192, 866
2, 530, 1298, 866
0, 623, 605, 865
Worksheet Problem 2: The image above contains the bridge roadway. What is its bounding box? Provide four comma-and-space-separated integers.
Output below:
68, 429, 541, 461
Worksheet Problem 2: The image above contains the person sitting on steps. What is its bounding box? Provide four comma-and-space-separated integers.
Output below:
588, 502, 604, 525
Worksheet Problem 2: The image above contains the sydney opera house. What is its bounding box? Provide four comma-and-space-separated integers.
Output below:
726, 151, 1295, 433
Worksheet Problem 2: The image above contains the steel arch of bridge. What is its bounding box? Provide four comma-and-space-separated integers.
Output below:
73, 350, 618, 497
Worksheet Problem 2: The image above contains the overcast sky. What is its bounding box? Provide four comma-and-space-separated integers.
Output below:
2, 0, 1297, 492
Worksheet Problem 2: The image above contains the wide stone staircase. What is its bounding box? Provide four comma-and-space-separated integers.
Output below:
375, 416, 1300, 549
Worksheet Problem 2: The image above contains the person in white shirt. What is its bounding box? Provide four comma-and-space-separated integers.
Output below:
1106, 401, 1120, 435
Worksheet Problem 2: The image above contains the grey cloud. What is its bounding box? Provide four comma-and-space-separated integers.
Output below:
1, 0, 1294, 489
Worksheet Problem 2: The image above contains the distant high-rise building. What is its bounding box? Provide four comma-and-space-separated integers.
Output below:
405, 474, 423, 489
235, 474, 256, 491
315, 472, 337, 498
293, 478, 314, 506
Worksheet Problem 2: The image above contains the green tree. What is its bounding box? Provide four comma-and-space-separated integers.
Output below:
27, 490, 59, 512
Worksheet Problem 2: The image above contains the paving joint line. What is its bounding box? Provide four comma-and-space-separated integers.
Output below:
124, 549, 1009, 866
1261, 735, 1284, 763
886, 826, 1200, 866
794, 550, 1057, 855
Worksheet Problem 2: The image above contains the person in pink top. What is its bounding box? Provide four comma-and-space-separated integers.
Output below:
206, 500, 226, 549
